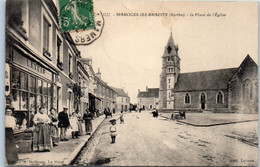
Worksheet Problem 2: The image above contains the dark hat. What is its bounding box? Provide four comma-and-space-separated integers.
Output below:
63, 107, 68, 111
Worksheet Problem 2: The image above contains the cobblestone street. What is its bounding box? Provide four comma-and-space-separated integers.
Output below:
74, 111, 258, 166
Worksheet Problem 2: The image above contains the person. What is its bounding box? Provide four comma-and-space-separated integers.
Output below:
5, 107, 18, 165
109, 119, 117, 144
33, 107, 51, 152
75, 110, 83, 135
83, 110, 93, 135
69, 112, 79, 139
120, 111, 124, 124
58, 107, 70, 141
20, 113, 27, 130
112, 108, 115, 114
96, 108, 100, 117
155, 109, 159, 118
49, 108, 59, 147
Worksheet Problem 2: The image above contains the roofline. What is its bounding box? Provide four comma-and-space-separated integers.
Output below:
173, 88, 228, 93
229, 55, 258, 82
179, 67, 238, 75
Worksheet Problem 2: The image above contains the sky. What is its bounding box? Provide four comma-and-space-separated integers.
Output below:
77, 1, 258, 104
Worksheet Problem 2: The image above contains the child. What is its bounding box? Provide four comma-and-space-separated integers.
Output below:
69, 112, 79, 139
109, 119, 117, 144
120, 111, 124, 124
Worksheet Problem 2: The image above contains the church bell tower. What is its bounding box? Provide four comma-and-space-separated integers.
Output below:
159, 32, 180, 109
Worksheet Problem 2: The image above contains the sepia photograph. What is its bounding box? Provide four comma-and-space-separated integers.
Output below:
4, 0, 258, 166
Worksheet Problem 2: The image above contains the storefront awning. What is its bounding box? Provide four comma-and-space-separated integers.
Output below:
89, 93, 101, 101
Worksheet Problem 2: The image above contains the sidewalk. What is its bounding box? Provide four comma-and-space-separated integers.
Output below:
160, 112, 258, 127
15, 115, 106, 166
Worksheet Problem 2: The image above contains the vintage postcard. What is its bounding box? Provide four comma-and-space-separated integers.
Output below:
4, 0, 258, 166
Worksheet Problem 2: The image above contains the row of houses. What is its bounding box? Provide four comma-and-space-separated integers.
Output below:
5, 0, 130, 129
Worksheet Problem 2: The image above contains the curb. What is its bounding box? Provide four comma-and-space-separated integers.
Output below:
66, 113, 122, 165
160, 115, 258, 127
63, 117, 106, 165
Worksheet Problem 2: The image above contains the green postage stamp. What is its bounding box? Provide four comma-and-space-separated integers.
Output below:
59, 0, 95, 32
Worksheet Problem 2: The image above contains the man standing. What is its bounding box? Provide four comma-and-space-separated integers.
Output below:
58, 107, 70, 141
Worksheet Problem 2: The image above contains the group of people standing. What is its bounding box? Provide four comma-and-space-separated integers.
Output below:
33, 107, 95, 151
5, 106, 95, 164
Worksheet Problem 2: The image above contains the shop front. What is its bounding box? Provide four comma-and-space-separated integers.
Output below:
5, 42, 57, 147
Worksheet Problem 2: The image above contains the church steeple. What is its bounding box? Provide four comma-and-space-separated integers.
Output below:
159, 31, 181, 110
163, 32, 179, 57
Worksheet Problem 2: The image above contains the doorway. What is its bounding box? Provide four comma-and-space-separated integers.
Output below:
201, 92, 206, 109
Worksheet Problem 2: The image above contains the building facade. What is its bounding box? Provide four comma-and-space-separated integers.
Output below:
94, 69, 117, 113
5, 0, 118, 131
137, 87, 159, 110
111, 87, 130, 112
5, 0, 82, 128
159, 33, 258, 113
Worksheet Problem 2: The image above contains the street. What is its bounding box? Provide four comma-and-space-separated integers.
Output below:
74, 112, 258, 166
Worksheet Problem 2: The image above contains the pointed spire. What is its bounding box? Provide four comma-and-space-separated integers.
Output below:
167, 31, 175, 47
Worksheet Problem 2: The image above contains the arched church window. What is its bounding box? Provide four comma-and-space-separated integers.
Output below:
167, 46, 172, 54
185, 93, 190, 104
243, 79, 253, 100
217, 91, 223, 103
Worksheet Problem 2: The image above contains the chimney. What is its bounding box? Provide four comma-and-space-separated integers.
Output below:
96, 68, 101, 79
146, 86, 148, 91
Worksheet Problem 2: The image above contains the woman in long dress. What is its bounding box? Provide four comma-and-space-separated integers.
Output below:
5, 107, 18, 165
76, 110, 83, 135
69, 112, 79, 139
49, 108, 59, 147
33, 107, 51, 152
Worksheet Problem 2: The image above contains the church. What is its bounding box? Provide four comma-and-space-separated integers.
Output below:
159, 33, 258, 113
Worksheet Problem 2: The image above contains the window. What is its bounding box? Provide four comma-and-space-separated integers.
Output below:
69, 54, 73, 76
122, 98, 123, 103
217, 91, 223, 104
243, 79, 253, 100
11, 68, 54, 127
7, 0, 29, 39
185, 93, 190, 104
57, 37, 62, 63
169, 92, 171, 98
43, 17, 51, 56
168, 79, 170, 83
140, 99, 142, 102
167, 46, 172, 54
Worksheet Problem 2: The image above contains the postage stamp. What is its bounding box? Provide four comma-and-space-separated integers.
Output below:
69, 11, 105, 45
58, 0, 95, 32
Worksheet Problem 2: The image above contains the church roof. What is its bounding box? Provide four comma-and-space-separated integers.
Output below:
111, 87, 129, 97
173, 68, 238, 92
137, 88, 159, 98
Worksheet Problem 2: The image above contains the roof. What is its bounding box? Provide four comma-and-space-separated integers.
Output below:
137, 88, 159, 98
111, 87, 129, 97
173, 68, 237, 92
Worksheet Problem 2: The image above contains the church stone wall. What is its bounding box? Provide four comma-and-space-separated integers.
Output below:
229, 58, 258, 113
174, 90, 229, 111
